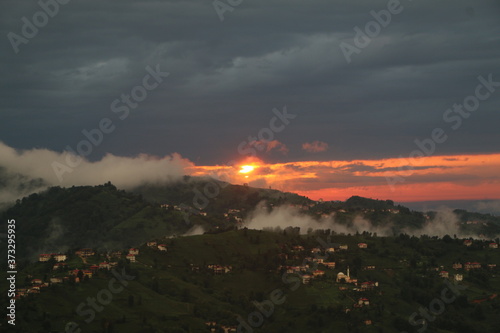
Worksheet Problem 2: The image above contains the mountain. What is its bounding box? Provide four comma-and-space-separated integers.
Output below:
2, 180, 500, 264
131, 176, 313, 210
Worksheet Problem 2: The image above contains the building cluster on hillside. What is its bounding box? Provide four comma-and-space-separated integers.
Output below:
160, 204, 183, 211
18, 247, 133, 300
205, 321, 237, 332
462, 239, 499, 248
147, 241, 168, 251
38, 253, 67, 262
223, 208, 244, 223
207, 264, 232, 274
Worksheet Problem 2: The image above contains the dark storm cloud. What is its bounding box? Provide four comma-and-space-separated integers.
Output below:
1, 0, 499, 164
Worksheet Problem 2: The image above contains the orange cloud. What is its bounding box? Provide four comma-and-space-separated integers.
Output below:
188, 153, 500, 202
302, 141, 329, 153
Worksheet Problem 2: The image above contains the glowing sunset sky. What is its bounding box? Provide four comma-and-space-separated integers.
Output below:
188, 153, 500, 202
2, 1, 500, 211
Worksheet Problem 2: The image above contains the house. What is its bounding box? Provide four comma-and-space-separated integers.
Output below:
301, 274, 312, 284
364, 319, 372, 326
287, 265, 300, 273
292, 245, 305, 252
312, 258, 324, 264
50, 277, 63, 284
31, 279, 43, 285
221, 326, 237, 333
89, 265, 100, 272
147, 241, 157, 247
487, 264, 497, 269
454, 274, 463, 281
109, 251, 122, 258
322, 262, 336, 269
76, 248, 95, 257
358, 298, 370, 306
53, 263, 67, 270
452, 263, 463, 270
439, 271, 449, 278
129, 248, 139, 255
39, 254, 51, 262
339, 244, 348, 250
54, 254, 67, 262
464, 262, 481, 271
126, 254, 136, 262
358, 243, 368, 249
326, 247, 336, 253
312, 270, 325, 277
360, 281, 378, 290
463, 240, 473, 247
17, 288, 27, 296
363, 265, 376, 271
489, 242, 498, 249
310, 247, 321, 254
99, 262, 111, 270
82, 270, 93, 278
70, 269, 82, 276
157, 244, 167, 251
208, 265, 232, 274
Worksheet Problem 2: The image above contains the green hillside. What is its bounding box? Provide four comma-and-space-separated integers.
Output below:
2, 181, 500, 266
0, 183, 191, 261
1, 229, 499, 332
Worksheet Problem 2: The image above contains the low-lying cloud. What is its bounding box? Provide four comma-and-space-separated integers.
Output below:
0, 141, 192, 207
244, 203, 474, 238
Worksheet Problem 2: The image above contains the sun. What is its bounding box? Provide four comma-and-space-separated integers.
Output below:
239, 165, 255, 174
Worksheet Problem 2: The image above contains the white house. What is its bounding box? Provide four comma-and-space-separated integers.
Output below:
54, 254, 67, 262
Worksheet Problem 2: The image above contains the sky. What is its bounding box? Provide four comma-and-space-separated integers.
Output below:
1, 0, 500, 209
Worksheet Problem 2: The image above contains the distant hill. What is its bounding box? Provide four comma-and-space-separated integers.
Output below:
2, 180, 500, 264
131, 175, 313, 210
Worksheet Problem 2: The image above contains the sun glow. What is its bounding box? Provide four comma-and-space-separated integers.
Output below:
239, 165, 255, 174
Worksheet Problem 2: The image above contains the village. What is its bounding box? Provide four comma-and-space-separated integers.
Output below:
14, 231, 498, 331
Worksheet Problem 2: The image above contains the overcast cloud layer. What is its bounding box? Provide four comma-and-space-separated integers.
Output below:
1, 0, 499, 166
